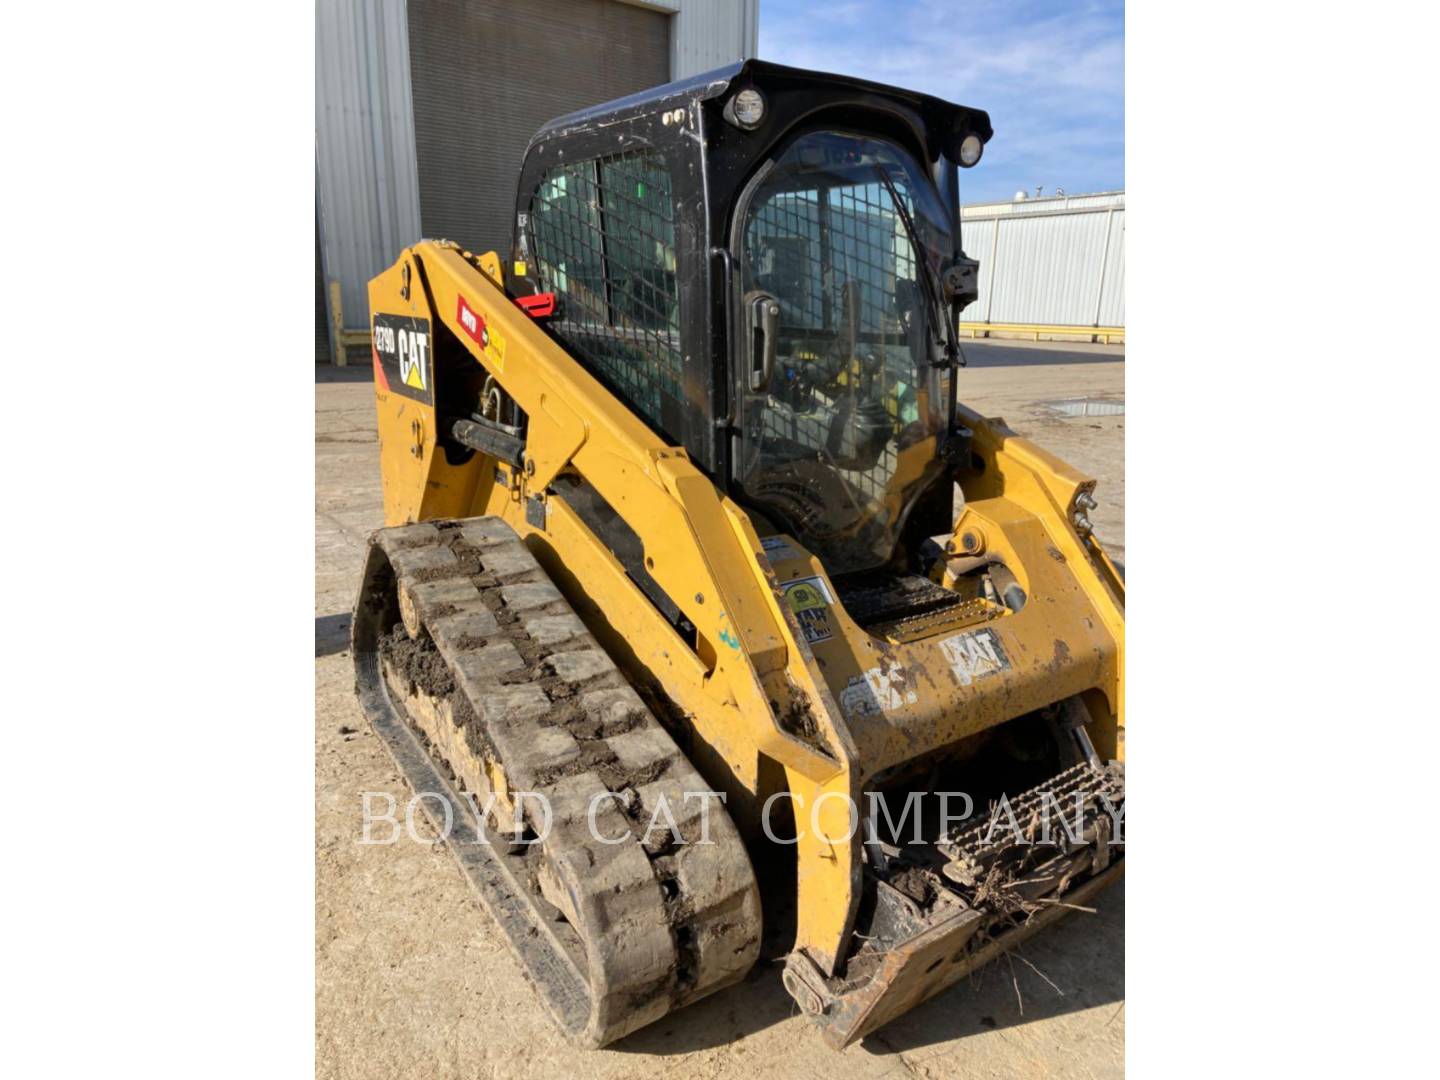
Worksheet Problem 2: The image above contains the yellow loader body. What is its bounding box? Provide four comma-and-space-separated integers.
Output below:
353, 60, 1123, 1049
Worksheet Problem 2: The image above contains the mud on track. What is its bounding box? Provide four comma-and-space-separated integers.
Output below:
315, 343, 1126, 1078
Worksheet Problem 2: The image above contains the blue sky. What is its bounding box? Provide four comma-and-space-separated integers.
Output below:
758, 0, 1124, 204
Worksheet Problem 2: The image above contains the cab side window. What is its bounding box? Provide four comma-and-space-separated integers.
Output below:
528, 149, 683, 439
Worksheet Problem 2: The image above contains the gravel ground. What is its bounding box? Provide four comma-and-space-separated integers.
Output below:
315, 339, 1125, 1079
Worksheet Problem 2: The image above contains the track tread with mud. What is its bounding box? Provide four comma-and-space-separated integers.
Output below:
352, 517, 762, 1048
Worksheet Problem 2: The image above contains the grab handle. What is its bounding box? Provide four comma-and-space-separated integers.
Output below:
745, 291, 780, 392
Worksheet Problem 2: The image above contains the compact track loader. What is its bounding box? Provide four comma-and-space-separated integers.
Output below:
352, 60, 1124, 1049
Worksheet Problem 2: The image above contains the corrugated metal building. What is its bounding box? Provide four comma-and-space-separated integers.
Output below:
316, 0, 758, 363
959, 190, 1125, 340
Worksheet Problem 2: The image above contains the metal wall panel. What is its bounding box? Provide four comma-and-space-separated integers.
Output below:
316, 0, 753, 348
958, 216, 996, 323
991, 211, 1110, 325
1097, 208, 1125, 326
408, 0, 671, 260
614, 0, 756, 77
315, 0, 422, 337
669, 0, 757, 77
959, 193, 1125, 328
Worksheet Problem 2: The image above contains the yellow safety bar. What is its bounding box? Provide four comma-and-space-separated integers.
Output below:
960, 322, 1125, 345
328, 280, 382, 365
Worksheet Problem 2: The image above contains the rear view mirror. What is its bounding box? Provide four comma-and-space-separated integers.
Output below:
941, 257, 980, 309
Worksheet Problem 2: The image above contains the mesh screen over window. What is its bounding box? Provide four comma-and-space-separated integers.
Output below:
743, 175, 927, 510
736, 131, 952, 574
528, 149, 682, 437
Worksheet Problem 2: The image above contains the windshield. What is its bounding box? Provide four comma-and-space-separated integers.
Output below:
735, 131, 954, 575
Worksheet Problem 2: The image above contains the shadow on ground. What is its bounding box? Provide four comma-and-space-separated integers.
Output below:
610, 961, 801, 1055
865, 884, 1125, 1055
611, 882, 1124, 1057
316, 613, 352, 656
960, 342, 1124, 368
316, 364, 375, 384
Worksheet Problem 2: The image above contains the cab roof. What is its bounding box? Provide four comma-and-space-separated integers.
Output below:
532, 58, 992, 163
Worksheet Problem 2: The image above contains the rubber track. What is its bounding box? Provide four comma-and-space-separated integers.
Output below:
352, 517, 762, 1048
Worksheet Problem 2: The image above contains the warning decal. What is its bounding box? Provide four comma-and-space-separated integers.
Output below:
372, 313, 432, 405
456, 294, 507, 372
782, 575, 835, 645
456, 295, 488, 348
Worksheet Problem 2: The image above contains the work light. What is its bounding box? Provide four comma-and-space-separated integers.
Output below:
732, 88, 766, 128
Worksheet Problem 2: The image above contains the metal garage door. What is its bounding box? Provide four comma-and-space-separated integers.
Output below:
407, 0, 671, 259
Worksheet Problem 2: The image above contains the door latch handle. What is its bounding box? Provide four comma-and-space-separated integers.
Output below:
746, 291, 780, 392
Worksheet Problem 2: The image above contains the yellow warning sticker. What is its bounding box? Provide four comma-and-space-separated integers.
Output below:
785, 580, 829, 613
513, 260, 528, 277
782, 576, 835, 644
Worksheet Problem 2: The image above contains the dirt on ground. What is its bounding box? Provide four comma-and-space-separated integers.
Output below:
315, 339, 1126, 1079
